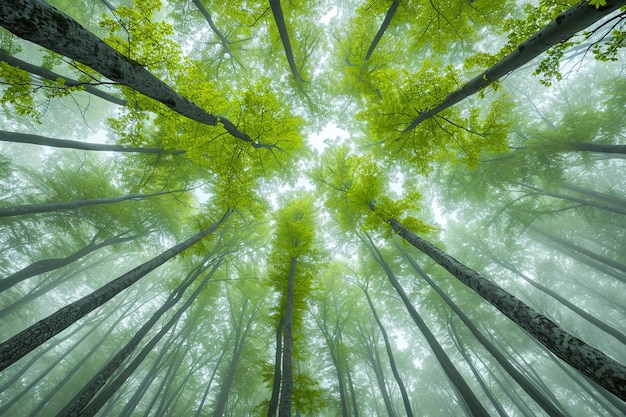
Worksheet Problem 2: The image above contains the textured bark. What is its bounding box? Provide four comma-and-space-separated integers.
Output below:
278, 256, 298, 417
269, 0, 304, 82
0, 189, 184, 218
0, 0, 263, 147
404, 0, 626, 131
0, 130, 184, 154
267, 316, 284, 417
364, 233, 491, 417
0, 49, 127, 105
72, 262, 222, 417
396, 242, 569, 417
388, 217, 626, 401
362, 286, 414, 417
0, 232, 138, 292
0, 210, 230, 371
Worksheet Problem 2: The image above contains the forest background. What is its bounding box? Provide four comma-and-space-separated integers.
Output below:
0, 0, 625, 416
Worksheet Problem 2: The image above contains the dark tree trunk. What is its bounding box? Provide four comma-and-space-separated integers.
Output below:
395, 242, 569, 417
267, 316, 284, 417
362, 0, 401, 68
361, 285, 414, 417
404, 0, 626, 131
0, 49, 127, 105
191, 0, 231, 54
0, 189, 185, 218
0, 0, 264, 147
278, 256, 297, 417
567, 142, 626, 155
363, 233, 491, 417
0, 210, 230, 371
0, 130, 184, 155
0, 232, 139, 293
269, 0, 304, 82
387, 217, 626, 401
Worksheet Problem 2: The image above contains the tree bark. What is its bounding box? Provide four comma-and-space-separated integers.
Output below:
361, 285, 414, 417
278, 256, 297, 417
363, 233, 491, 417
191, 0, 231, 55
387, 217, 626, 400
0, 210, 231, 371
0, 0, 264, 147
0, 232, 139, 292
0, 189, 185, 218
0, 49, 127, 105
269, 0, 304, 83
0, 130, 184, 155
404, 0, 626, 131
267, 316, 284, 417
567, 142, 626, 155
362, 0, 401, 68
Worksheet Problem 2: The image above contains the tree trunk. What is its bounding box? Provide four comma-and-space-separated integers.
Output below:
404, 0, 626, 131
0, 232, 139, 293
0, 130, 184, 155
72, 262, 222, 417
361, 285, 414, 417
0, 210, 230, 371
362, 0, 401, 68
363, 233, 491, 417
0, 0, 263, 147
567, 142, 626, 155
269, 0, 304, 83
278, 256, 297, 417
267, 316, 284, 417
0, 189, 185, 218
191, 0, 231, 54
387, 217, 626, 400
0, 49, 127, 105
396, 241, 569, 417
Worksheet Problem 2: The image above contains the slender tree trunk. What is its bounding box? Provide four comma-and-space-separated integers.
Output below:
0, 49, 127, 105
74, 262, 222, 417
361, 285, 414, 417
345, 355, 360, 417
0, 232, 139, 292
566, 142, 626, 155
278, 256, 297, 417
363, 233, 491, 417
267, 316, 284, 417
0, 130, 184, 155
190, 0, 231, 54
0, 210, 230, 371
55, 253, 220, 417
362, 0, 401, 68
100, 0, 115, 12
0, 189, 185, 218
404, 0, 626, 131
562, 182, 626, 209
0, 0, 264, 147
269, 0, 304, 82
193, 341, 229, 417
386, 216, 626, 400
395, 241, 570, 417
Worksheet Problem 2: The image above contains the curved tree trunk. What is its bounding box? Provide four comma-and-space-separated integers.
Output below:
363, 233, 491, 417
0, 130, 184, 155
404, 0, 626, 131
387, 217, 626, 401
0, 49, 127, 105
0, 210, 231, 371
0, 0, 264, 148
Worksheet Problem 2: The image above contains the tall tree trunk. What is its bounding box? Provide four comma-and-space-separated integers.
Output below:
395, 241, 570, 417
190, 0, 231, 54
269, 0, 304, 83
566, 142, 626, 155
345, 354, 360, 417
404, 0, 626, 131
0, 232, 140, 292
193, 340, 229, 417
386, 216, 626, 400
0, 0, 265, 147
362, 0, 401, 69
73, 262, 222, 417
363, 233, 491, 417
0, 49, 127, 105
0, 130, 184, 155
562, 182, 626, 208
0, 189, 185, 218
278, 256, 297, 417
0, 210, 231, 371
55, 253, 220, 417
361, 285, 414, 417
267, 316, 284, 417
